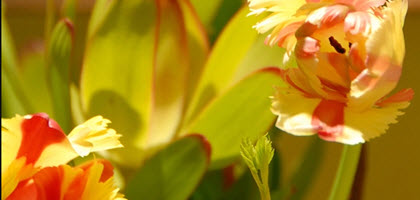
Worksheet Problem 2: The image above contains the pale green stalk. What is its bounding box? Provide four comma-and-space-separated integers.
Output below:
240, 134, 274, 200
328, 144, 362, 200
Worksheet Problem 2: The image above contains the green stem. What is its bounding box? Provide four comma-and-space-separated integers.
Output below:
261, 166, 271, 200
328, 144, 362, 200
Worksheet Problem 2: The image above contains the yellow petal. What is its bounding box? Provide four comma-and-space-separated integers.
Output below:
68, 116, 123, 157
248, 0, 307, 47
1, 115, 23, 174
350, 0, 408, 110
271, 86, 321, 136
1, 157, 37, 200
81, 161, 126, 200
339, 100, 411, 144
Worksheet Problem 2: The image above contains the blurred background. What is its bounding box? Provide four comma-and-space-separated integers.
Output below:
3, 0, 420, 199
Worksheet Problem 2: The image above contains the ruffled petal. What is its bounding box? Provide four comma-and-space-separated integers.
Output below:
271, 87, 321, 136
67, 116, 123, 157
341, 95, 412, 144
248, 0, 308, 47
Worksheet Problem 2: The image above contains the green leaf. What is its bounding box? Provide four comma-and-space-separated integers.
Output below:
70, 84, 85, 125
20, 50, 54, 116
81, 0, 210, 167
126, 134, 211, 200
47, 19, 74, 132
222, 169, 260, 200
189, 0, 224, 30
60, 0, 77, 20
178, 0, 210, 106
86, 0, 117, 40
183, 6, 286, 124
147, 0, 191, 148
183, 68, 285, 168
1, 68, 26, 117
1, 5, 32, 117
81, 0, 157, 167
189, 170, 224, 200
190, 0, 242, 43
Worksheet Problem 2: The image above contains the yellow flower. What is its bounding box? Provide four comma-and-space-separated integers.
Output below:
270, 0, 412, 144
248, 0, 387, 59
1, 113, 124, 199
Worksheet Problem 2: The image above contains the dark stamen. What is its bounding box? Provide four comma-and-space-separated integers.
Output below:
349, 42, 353, 48
329, 36, 346, 54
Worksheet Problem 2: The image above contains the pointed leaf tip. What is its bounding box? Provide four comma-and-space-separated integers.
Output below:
185, 133, 212, 163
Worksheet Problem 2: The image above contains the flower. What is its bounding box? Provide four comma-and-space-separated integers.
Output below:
247, 0, 387, 59
270, 0, 413, 144
1, 113, 124, 199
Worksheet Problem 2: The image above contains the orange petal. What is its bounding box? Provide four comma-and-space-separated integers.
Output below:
376, 88, 414, 107
2, 157, 37, 200
9, 161, 124, 200
77, 159, 114, 183
6, 179, 38, 200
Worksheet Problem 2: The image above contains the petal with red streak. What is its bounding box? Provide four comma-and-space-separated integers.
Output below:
9, 161, 124, 200
311, 99, 346, 142
271, 87, 321, 136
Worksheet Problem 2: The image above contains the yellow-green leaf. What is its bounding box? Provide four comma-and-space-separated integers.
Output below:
47, 19, 74, 132
183, 68, 285, 168
1, 5, 32, 116
184, 6, 286, 125
147, 0, 191, 148
81, 0, 157, 167
20, 50, 53, 116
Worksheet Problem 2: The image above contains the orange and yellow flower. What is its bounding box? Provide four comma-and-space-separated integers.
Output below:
1, 113, 124, 199
251, 0, 413, 144
248, 0, 387, 60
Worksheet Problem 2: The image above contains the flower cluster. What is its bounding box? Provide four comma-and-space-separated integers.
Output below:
1, 113, 125, 199
249, 0, 413, 144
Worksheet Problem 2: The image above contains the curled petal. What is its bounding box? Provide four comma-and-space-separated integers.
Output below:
68, 116, 123, 157
1, 114, 78, 169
